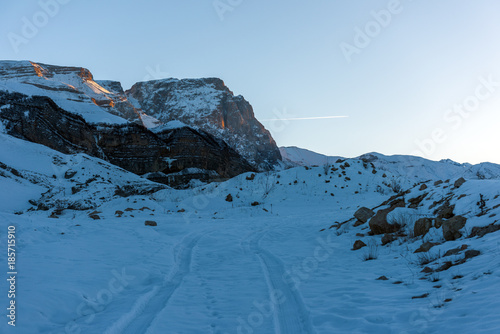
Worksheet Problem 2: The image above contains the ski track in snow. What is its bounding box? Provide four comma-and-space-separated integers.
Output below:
246, 230, 316, 334
104, 231, 208, 334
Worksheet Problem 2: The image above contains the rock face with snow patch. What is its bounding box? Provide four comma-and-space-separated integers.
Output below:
0, 61, 281, 172
0, 91, 254, 187
124, 78, 281, 170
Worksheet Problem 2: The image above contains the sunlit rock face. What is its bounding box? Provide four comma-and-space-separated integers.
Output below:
124, 78, 282, 170
0, 91, 255, 188
0, 61, 281, 171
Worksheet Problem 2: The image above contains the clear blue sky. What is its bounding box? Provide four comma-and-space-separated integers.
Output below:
2, 0, 500, 164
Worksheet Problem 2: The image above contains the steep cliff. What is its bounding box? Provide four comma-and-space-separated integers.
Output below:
0, 91, 254, 188
124, 78, 282, 170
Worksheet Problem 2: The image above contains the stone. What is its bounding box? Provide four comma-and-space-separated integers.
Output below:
421, 267, 434, 273
435, 201, 455, 219
434, 218, 444, 229
353, 220, 365, 227
414, 218, 433, 237
412, 293, 429, 299
414, 242, 439, 253
454, 177, 466, 189
419, 184, 428, 191
352, 240, 367, 250
464, 250, 480, 259
145, 220, 157, 227
469, 224, 500, 238
443, 248, 461, 257
369, 208, 401, 235
381, 233, 396, 245
354, 207, 375, 223
376, 276, 389, 280
64, 170, 77, 179
442, 216, 467, 241
408, 193, 428, 209
436, 261, 453, 272
225, 194, 233, 202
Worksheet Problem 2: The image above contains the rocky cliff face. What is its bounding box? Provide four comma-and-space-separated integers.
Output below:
0, 91, 254, 188
124, 78, 282, 170
0, 61, 282, 171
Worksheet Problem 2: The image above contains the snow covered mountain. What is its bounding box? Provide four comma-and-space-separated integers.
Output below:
281, 146, 500, 182
0, 61, 281, 171
124, 78, 281, 170
1, 131, 500, 333
0, 61, 284, 186
2, 61, 500, 333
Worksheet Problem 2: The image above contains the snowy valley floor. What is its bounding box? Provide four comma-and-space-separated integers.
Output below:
1, 182, 500, 333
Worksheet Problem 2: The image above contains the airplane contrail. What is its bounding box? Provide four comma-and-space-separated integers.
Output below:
261, 116, 349, 121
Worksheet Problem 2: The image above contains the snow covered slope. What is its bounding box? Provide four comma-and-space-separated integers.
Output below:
280, 146, 343, 166
0, 61, 281, 170
1, 137, 500, 333
281, 146, 500, 181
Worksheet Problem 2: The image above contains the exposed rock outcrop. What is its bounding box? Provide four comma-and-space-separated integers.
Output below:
442, 216, 467, 241
0, 91, 254, 187
124, 78, 281, 170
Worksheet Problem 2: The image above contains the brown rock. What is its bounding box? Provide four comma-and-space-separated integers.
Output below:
352, 240, 367, 250
442, 216, 467, 241
353, 220, 365, 227
436, 261, 453, 272
443, 248, 461, 257
454, 177, 466, 189
464, 250, 480, 259
419, 184, 428, 191
414, 218, 433, 237
414, 242, 439, 253
354, 207, 375, 223
381, 233, 396, 245
225, 194, 233, 202
412, 293, 429, 299
145, 220, 157, 226
409, 193, 428, 209
435, 201, 455, 220
376, 276, 389, 280
421, 266, 434, 273
434, 218, 444, 229
369, 208, 401, 235
469, 223, 500, 238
